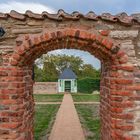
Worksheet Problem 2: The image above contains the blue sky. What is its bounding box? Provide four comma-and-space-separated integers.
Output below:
0, 0, 140, 69
1, 0, 140, 14
33, 0, 140, 14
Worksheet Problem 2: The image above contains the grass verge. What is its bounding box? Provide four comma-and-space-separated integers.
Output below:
34, 104, 60, 140
72, 94, 100, 102
75, 104, 100, 140
34, 94, 64, 102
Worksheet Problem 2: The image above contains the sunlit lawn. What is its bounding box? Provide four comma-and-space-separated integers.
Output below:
34, 93, 100, 102
34, 104, 60, 140
34, 94, 100, 140
75, 104, 100, 140
72, 94, 100, 102
34, 94, 64, 102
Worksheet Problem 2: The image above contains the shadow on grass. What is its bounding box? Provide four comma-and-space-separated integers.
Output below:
72, 94, 100, 102
34, 94, 64, 102
75, 104, 100, 140
34, 104, 60, 140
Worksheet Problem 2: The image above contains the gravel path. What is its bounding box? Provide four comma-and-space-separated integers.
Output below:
49, 94, 85, 140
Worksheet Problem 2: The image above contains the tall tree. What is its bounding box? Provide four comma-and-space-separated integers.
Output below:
34, 54, 100, 82
43, 54, 83, 76
43, 61, 58, 82
81, 64, 97, 78
34, 64, 44, 82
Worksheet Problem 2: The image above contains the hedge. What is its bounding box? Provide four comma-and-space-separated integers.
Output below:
77, 77, 100, 94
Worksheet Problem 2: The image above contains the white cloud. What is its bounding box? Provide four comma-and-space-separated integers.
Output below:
0, 1, 56, 13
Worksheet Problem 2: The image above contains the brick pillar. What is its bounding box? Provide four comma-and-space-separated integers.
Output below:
100, 62, 135, 140
0, 66, 34, 140
100, 62, 111, 140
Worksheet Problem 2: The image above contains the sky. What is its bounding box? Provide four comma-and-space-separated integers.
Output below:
0, 0, 140, 69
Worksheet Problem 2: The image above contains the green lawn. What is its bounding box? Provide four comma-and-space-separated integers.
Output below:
75, 104, 100, 140
72, 94, 100, 102
34, 94, 64, 102
34, 104, 60, 140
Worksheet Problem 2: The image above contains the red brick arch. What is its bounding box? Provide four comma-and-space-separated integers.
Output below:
10, 28, 121, 66
1, 28, 136, 140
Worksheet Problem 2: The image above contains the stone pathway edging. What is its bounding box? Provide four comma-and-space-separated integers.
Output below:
35, 101, 100, 105
49, 94, 85, 140
74, 101, 100, 104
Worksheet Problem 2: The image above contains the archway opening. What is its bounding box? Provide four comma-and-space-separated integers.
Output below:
33, 49, 101, 139
34, 49, 100, 91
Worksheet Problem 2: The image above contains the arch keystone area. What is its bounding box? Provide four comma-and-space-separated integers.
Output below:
0, 10, 140, 140
10, 28, 119, 66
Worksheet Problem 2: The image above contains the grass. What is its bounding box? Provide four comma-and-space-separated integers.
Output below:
72, 94, 100, 102
34, 104, 60, 140
34, 94, 64, 102
75, 104, 100, 140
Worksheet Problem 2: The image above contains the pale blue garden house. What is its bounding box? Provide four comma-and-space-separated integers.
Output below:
58, 68, 77, 93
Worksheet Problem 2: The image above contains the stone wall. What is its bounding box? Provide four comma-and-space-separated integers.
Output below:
0, 10, 140, 140
33, 82, 58, 94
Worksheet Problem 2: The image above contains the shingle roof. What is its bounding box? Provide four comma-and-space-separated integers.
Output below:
0, 10, 140, 26
59, 68, 77, 79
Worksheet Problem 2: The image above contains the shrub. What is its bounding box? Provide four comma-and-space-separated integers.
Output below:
77, 77, 100, 94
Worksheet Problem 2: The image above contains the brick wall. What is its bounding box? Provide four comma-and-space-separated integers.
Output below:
0, 10, 140, 140
33, 82, 58, 94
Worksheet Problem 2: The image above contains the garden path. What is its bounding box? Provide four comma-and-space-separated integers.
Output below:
49, 94, 85, 140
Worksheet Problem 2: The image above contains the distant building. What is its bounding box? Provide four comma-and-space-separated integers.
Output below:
58, 68, 77, 93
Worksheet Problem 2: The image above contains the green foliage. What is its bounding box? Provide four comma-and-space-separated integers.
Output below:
80, 64, 100, 78
77, 78, 100, 94
43, 54, 83, 75
43, 61, 58, 82
34, 65, 44, 82
34, 54, 100, 83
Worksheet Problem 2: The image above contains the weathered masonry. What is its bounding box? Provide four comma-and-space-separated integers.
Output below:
0, 10, 140, 140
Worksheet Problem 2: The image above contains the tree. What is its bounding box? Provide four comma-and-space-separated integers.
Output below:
43, 54, 84, 76
80, 64, 96, 78
34, 54, 100, 82
43, 61, 58, 82
34, 64, 44, 82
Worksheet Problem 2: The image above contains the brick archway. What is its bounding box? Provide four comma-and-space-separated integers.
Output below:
0, 10, 140, 140
9, 28, 136, 140
11, 28, 118, 66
